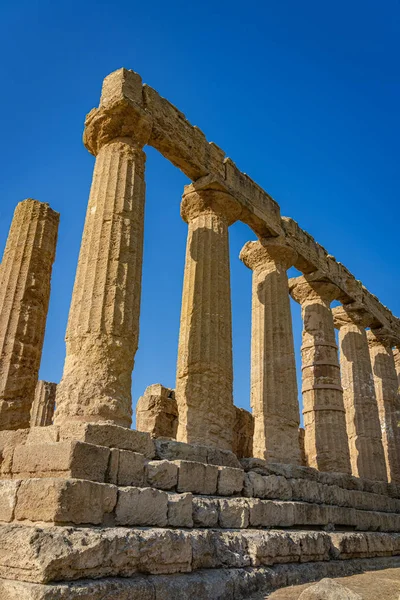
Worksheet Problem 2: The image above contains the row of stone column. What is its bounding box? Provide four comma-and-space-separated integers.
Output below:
39, 101, 399, 483
2, 92, 398, 486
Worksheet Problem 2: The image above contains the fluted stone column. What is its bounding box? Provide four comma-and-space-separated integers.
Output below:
175, 185, 241, 451
54, 78, 152, 428
240, 238, 301, 464
30, 381, 57, 427
367, 330, 400, 483
289, 276, 351, 474
0, 199, 59, 430
393, 348, 400, 391
333, 307, 387, 481
393, 348, 400, 431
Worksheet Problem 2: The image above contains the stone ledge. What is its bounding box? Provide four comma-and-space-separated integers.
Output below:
0, 524, 399, 585
2, 557, 400, 599
1, 477, 400, 531
3, 437, 400, 512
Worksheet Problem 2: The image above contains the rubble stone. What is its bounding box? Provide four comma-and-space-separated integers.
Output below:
136, 384, 178, 439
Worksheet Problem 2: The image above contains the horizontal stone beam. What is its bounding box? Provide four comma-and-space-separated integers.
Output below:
86, 68, 400, 343
282, 218, 400, 339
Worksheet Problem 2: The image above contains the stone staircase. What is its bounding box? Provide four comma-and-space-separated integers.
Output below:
0, 424, 400, 598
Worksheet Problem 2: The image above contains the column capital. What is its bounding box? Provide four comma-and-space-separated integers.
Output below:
332, 304, 374, 329
289, 273, 340, 305
366, 327, 396, 349
181, 185, 242, 226
84, 98, 153, 156
240, 237, 297, 271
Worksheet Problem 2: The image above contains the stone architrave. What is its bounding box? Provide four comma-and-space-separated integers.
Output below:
240, 238, 301, 464
30, 381, 57, 427
175, 185, 241, 451
136, 384, 178, 439
289, 275, 351, 474
54, 70, 152, 428
0, 199, 59, 430
367, 329, 400, 483
333, 307, 387, 481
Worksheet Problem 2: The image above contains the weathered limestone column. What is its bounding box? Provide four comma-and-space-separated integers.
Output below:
30, 381, 57, 427
393, 348, 400, 390
367, 330, 400, 483
333, 307, 387, 481
240, 238, 301, 464
289, 275, 351, 473
393, 348, 400, 431
175, 185, 241, 450
0, 199, 59, 430
54, 69, 152, 427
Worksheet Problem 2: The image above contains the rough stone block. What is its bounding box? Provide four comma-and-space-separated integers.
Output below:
247, 530, 301, 566
115, 487, 168, 526
206, 446, 241, 468
26, 425, 59, 445
192, 497, 219, 527
175, 460, 218, 495
245, 471, 266, 498
217, 466, 244, 496
167, 492, 193, 527
298, 578, 362, 599
59, 423, 155, 458
146, 460, 178, 490
136, 384, 178, 439
248, 499, 295, 528
218, 498, 249, 528
155, 439, 208, 463
191, 530, 251, 570
263, 475, 292, 500
138, 528, 192, 574
12, 440, 110, 482
0, 480, 20, 522
14, 478, 117, 524
117, 450, 145, 486
290, 478, 321, 504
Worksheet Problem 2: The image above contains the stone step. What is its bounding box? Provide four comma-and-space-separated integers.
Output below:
3, 439, 400, 514
4, 557, 400, 600
0, 524, 399, 585
2, 477, 400, 531
2, 426, 400, 501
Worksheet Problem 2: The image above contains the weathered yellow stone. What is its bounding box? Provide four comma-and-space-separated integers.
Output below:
240, 238, 301, 465
289, 275, 351, 474
333, 307, 387, 482
175, 186, 241, 451
367, 330, 400, 483
0, 200, 58, 430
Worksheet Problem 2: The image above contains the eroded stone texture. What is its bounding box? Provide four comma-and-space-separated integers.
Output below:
367, 330, 400, 483
333, 307, 387, 482
393, 348, 400, 427
289, 275, 351, 474
55, 80, 152, 427
175, 185, 241, 451
30, 381, 57, 427
233, 407, 254, 458
240, 238, 301, 465
0, 199, 59, 430
136, 384, 178, 439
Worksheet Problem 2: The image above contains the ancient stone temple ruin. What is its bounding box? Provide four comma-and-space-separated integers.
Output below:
0, 68, 400, 599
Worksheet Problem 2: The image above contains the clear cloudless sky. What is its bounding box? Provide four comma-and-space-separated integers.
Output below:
0, 0, 399, 425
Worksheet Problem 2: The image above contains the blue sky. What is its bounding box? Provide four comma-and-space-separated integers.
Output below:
1, 0, 399, 424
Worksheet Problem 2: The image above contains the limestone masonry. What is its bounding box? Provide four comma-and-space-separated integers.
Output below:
0, 67, 399, 599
